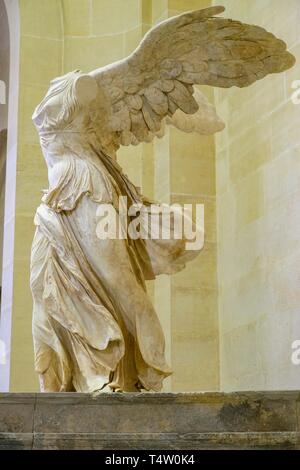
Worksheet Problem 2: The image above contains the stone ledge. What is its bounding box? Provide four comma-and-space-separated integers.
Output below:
1, 432, 300, 450
0, 392, 299, 449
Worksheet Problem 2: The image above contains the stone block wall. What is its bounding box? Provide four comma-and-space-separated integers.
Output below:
213, 0, 300, 390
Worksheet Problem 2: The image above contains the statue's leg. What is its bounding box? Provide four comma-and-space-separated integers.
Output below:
31, 226, 75, 392
78, 235, 169, 391
65, 195, 171, 392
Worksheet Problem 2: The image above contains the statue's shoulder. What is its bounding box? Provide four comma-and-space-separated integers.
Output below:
32, 70, 83, 132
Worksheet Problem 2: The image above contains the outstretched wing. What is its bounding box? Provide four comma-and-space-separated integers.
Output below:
89, 5, 295, 151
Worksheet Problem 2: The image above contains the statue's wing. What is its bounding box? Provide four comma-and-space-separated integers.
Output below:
166, 87, 225, 135
89, 5, 295, 149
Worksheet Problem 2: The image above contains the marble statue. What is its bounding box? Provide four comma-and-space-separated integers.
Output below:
30, 6, 295, 393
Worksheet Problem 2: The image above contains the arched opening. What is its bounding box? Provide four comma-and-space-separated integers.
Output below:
0, 0, 20, 390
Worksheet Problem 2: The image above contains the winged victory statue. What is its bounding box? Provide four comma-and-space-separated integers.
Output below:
30, 6, 295, 393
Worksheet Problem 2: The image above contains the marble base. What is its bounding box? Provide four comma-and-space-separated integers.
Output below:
0, 391, 300, 449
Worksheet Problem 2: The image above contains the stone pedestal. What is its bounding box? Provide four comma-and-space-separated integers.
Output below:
0, 392, 300, 450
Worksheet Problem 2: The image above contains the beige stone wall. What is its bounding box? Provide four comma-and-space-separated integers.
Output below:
10, 0, 220, 392
213, 0, 300, 390
12, 0, 299, 393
